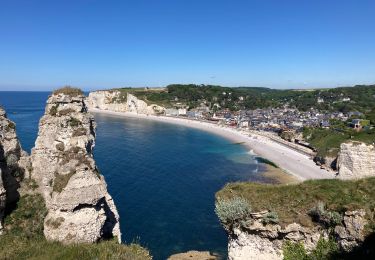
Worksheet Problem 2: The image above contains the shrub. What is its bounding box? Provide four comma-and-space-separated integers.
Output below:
309, 202, 343, 227
68, 117, 82, 127
283, 238, 339, 260
49, 105, 58, 116
215, 197, 251, 227
283, 241, 308, 260
55, 142, 65, 151
53, 86, 83, 97
5, 121, 15, 130
6, 153, 18, 167
262, 211, 279, 224
310, 238, 339, 259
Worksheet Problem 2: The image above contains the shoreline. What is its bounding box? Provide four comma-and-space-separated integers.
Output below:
89, 108, 334, 181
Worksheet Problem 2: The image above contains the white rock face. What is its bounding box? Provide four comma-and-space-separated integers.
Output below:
226, 210, 367, 260
30, 92, 121, 243
87, 90, 164, 115
228, 227, 282, 260
337, 142, 375, 179
0, 107, 25, 233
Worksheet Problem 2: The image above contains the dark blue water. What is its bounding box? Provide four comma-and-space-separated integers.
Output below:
0, 91, 271, 260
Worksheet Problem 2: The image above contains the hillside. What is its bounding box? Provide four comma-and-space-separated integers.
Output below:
109, 84, 375, 113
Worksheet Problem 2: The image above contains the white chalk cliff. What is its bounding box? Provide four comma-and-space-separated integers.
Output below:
30, 91, 121, 243
0, 107, 26, 233
87, 90, 165, 115
337, 142, 375, 179
227, 210, 367, 260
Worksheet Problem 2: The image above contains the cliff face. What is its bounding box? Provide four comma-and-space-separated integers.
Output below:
228, 210, 367, 260
30, 92, 121, 243
337, 142, 375, 179
87, 90, 165, 115
0, 107, 26, 233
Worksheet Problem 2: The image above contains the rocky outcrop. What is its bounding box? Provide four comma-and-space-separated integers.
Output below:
30, 90, 121, 243
87, 90, 164, 115
0, 107, 26, 233
227, 210, 367, 260
337, 142, 375, 179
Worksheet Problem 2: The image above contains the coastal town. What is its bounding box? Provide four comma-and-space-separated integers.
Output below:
163, 97, 372, 158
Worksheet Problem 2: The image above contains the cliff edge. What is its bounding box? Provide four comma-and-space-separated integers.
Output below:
216, 178, 375, 260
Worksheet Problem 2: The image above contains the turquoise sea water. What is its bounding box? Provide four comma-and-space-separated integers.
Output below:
0, 91, 271, 259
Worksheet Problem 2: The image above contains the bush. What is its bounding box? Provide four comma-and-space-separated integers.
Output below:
49, 105, 58, 116
5, 121, 15, 130
309, 202, 343, 227
53, 86, 83, 97
6, 153, 18, 167
215, 197, 251, 227
283, 238, 339, 260
68, 117, 82, 127
283, 241, 308, 260
262, 211, 279, 224
55, 142, 65, 151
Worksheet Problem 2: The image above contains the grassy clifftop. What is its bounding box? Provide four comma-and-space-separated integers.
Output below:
0, 193, 151, 260
216, 178, 375, 230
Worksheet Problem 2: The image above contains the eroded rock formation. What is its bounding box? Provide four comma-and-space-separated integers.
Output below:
0, 107, 25, 233
337, 142, 375, 179
227, 210, 367, 260
30, 91, 121, 243
87, 90, 165, 115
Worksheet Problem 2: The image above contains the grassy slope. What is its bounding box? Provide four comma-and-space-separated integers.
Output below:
0, 194, 151, 260
216, 178, 375, 230
303, 127, 375, 158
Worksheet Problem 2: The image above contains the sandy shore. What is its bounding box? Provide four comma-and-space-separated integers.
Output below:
89, 108, 334, 181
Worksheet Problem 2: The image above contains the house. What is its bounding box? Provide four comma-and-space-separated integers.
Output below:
178, 108, 187, 116
320, 120, 330, 128
349, 119, 369, 131
165, 108, 179, 116
238, 120, 249, 128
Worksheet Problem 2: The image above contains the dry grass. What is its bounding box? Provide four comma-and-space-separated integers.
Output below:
53, 172, 75, 193
53, 86, 83, 97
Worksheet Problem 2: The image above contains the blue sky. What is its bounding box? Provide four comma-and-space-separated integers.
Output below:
0, 0, 374, 91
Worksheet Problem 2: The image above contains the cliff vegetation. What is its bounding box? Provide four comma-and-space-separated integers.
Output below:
216, 178, 375, 229
0, 192, 151, 260
109, 84, 375, 112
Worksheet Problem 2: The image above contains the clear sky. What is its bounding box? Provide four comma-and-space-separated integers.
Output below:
0, 0, 374, 91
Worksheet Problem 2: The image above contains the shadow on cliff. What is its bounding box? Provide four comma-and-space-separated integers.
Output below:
0, 143, 22, 218
334, 232, 375, 259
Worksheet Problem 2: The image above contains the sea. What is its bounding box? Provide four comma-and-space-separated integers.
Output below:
0, 91, 272, 260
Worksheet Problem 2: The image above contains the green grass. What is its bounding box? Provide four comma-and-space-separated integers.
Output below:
216, 178, 375, 230
303, 126, 375, 158
53, 172, 75, 193
0, 194, 151, 260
